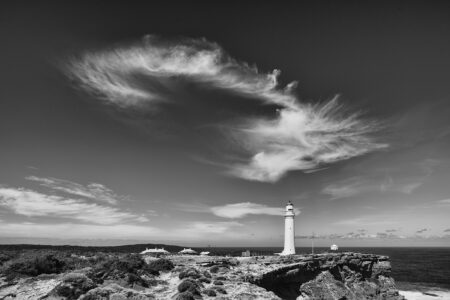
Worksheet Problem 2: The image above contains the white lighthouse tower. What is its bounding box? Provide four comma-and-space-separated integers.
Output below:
281, 201, 296, 255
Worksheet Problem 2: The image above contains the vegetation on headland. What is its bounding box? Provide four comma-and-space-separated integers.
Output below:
0, 246, 405, 300
0, 250, 172, 284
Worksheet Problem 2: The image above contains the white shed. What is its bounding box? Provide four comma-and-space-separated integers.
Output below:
178, 248, 197, 255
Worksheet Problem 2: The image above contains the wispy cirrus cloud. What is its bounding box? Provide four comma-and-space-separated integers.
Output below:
436, 199, 450, 205
177, 221, 243, 234
0, 187, 147, 225
322, 175, 423, 200
295, 228, 450, 240
174, 201, 300, 219
0, 220, 244, 241
333, 216, 398, 226
229, 97, 386, 182
295, 231, 406, 240
211, 202, 300, 218
67, 35, 297, 109
416, 228, 428, 234
66, 35, 387, 182
0, 221, 160, 240
26, 176, 125, 204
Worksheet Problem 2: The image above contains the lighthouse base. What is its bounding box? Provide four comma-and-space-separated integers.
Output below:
280, 249, 296, 256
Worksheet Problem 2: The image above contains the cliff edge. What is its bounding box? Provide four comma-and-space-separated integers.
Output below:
252, 252, 404, 299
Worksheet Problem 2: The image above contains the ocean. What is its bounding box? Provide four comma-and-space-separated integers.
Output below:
208, 247, 450, 299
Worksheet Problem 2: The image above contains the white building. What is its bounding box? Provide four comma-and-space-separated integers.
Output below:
281, 201, 296, 255
178, 248, 197, 255
140, 247, 169, 255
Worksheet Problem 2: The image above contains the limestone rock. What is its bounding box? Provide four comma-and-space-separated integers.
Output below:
0, 276, 59, 300
299, 271, 349, 300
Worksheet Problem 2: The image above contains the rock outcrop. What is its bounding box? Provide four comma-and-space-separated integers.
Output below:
251, 252, 404, 300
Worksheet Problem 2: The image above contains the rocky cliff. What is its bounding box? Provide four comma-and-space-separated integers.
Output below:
0, 251, 404, 300
252, 252, 404, 300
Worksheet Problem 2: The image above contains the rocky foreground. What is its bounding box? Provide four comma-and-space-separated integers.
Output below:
0, 251, 405, 300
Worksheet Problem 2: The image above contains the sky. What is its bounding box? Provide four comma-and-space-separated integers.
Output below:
0, 1, 450, 247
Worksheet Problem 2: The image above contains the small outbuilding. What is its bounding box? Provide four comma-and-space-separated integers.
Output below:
178, 248, 198, 255
140, 248, 170, 256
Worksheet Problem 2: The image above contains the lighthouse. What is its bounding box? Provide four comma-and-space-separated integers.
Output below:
281, 201, 296, 255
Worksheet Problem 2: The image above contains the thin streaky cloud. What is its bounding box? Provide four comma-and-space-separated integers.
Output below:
174, 201, 301, 219
416, 228, 428, 234
322, 176, 423, 200
437, 199, 450, 204
26, 176, 126, 204
293, 231, 450, 240
66, 35, 297, 109
177, 221, 243, 235
0, 187, 148, 225
67, 35, 387, 182
0, 221, 162, 240
211, 202, 301, 219
333, 216, 398, 226
0, 220, 246, 241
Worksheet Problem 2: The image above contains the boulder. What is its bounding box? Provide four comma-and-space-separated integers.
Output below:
372, 260, 391, 278
175, 291, 196, 300
299, 271, 349, 300
177, 279, 202, 296
179, 267, 202, 280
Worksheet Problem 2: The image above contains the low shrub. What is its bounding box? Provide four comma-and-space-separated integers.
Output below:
87, 254, 158, 288
51, 273, 96, 300
147, 258, 174, 272
198, 276, 211, 284
3, 253, 65, 278
0, 253, 11, 265
203, 288, 217, 296
179, 267, 201, 279
176, 291, 195, 300
209, 266, 219, 273
177, 279, 201, 295
101, 254, 144, 273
